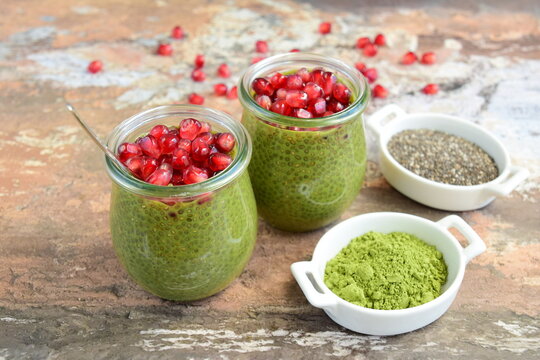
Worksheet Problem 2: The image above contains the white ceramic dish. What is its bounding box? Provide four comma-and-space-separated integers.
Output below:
366, 104, 528, 211
291, 212, 486, 336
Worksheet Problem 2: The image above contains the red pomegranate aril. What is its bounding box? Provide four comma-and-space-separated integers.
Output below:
191, 137, 211, 162
303, 82, 323, 101
290, 48, 300, 52
227, 86, 238, 99
169, 129, 179, 137
294, 108, 313, 119
275, 88, 287, 99
401, 51, 417, 65
126, 156, 144, 177
214, 83, 228, 96
177, 138, 192, 153
320, 71, 337, 96
422, 83, 439, 95
87, 60, 103, 74
158, 154, 173, 166
355, 62, 367, 72
137, 135, 161, 158
374, 33, 386, 46
270, 72, 287, 88
297, 68, 311, 83
215, 133, 235, 153
179, 118, 202, 140
270, 99, 292, 116
356, 37, 371, 49
196, 132, 215, 145
252, 78, 274, 96
183, 165, 209, 184
191, 68, 206, 82
256, 94, 272, 110
286, 75, 304, 90
217, 63, 231, 78
310, 97, 327, 115
363, 68, 378, 83
255, 40, 269, 53
171, 148, 191, 170
159, 133, 179, 154
157, 43, 173, 56
147, 167, 173, 186
311, 69, 324, 85
188, 93, 204, 105
194, 54, 205, 68
327, 99, 345, 113
149, 124, 170, 140
333, 83, 351, 104
208, 153, 232, 172
199, 121, 211, 134
421, 52, 436, 65
363, 43, 378, 57
171, 171, 183, 185
117, 142, 142, 163
171, 25, 184, 39
141, 157, 158, 180
319, 22, 332, 35
373, 84, 389, 98
285, 90, 308, 108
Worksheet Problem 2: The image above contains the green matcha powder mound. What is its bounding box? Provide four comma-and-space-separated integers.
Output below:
324, 231, 448, 310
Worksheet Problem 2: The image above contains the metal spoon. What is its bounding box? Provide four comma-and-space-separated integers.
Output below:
65, 102, 127, 170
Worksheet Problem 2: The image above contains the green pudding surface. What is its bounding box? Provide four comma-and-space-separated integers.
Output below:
110, 171, 257, 301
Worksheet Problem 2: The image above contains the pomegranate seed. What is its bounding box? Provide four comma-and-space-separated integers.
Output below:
362, 68, 378, 83
217, 63, 231, 78
356, 37, 371, 49
373, 84, 389, 98
179, 118, 202, 140
319, 22, 331, 35
87, 60, 103, 74
208, 153, 232, 172
363, 43, 378, 57
147, 167, 172, 186
275, 88, 287, 99
310, 97, 327, 115
327, 99, 345, 113
270, 72, 287, 88
251, 56, 265, 64
137, 135, 161, 158
183, 165, 209, 184
169, 129, 179, 137
188, 93, 204, 105
303, 82, 323, 101
296, 68, 311, 83
158, 154, 173, 166
196, 132, 215, 145
191, 137, 211, 162
171, 26, 184, 39
227, 86, 238, 99
256, 94, 272, 110
159, 133, 179, 154
422, 83, 439, 95
286, 75, 304, 90
215, 133, 235, 153
401, 51, 417, 65
252, 78, 274, 96
290, 48, 300, 52
255, 40, 269, 53
117, 142, 142, 163
177, 138, 192, 153
199, 121, 211, 134
141, 157, 158, 180
191, 68, 206, 82
355, 62, 367, 72
333, 83, 351, 104
294, 108, 313, 119
214, 83, 228, 96
149, 125, 170, 140
421, 52, 436, 65
157, 43, 173, 56
374, 33, 386, 46
320, 71, 337, 96
323, 111, 334, 117
285, 90, 308, 108
126, 156, 144, 177
171, 171, 183, 185
270, 99, 292, 116
194, 54, 205, 68
171, 148, 191, 170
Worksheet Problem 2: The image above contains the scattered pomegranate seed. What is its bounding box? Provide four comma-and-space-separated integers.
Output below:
87, 60, 103, 74
147, 166, 173, 186
255, 40, 269, 53
252, 78, 274, 96
362, 68, 378, 83
137, 135, 161, 158
421, 52, 436, 65
217, 63, 231, 78
172, 148, 191, 170
290, 48, 300, 52
227, 86, 238, 99
208, 153, 232, 172
355, 62, 367, 72
179, 118, 202, 140
171, 26, 184, 39
401, 51, 417, 65
188, 93, 204, 105
422, 83, 439, 95
319, 22, 332, 35
149, 125, 170, 140
191, 68, 206, 82
183, 165, 209, 184
251, 56, 265, 64
333, 83, 351, 104
374, 33, 386, 46
373, 84, 389, 98
216, 133, 236, 153
214, 83, 228, 96
356, 37, 371, 49
363, 43, 378, 57
157, 43, 173, 56
256, 94, 272, 110
118, 142, 142, 163
159, 133, 179, 154
194, 54, 205, 68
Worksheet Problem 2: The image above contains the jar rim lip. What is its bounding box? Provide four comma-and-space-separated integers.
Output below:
105, 104, 252, 198
238, 52, 370, 127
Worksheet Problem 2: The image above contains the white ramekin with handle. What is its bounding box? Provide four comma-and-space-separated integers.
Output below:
366, 104, 528, 211
291, 212, 486, 336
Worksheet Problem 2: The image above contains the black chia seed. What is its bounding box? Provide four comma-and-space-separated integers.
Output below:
387, 129, 499, 186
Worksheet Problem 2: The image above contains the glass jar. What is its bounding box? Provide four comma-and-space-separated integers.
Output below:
239, 53, 370, 232
105, 105, 257, 301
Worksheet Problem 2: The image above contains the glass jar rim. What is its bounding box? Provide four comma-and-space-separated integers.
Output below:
238, 52, 370, 128
105, 105, 252, 198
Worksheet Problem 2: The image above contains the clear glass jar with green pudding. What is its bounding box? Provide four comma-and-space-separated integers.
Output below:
105, 105, 257, 301
238, 53, 370, 232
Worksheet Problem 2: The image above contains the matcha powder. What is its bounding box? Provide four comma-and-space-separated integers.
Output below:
324, 231, 448, 310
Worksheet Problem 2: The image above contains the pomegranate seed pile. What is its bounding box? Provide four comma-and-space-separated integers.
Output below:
117, 118, 236, 186
252, 68, 352, 118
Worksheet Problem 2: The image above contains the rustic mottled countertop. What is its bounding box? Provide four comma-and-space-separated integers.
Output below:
1, 0, 539, 358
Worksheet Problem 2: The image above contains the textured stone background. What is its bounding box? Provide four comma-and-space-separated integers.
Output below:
0, 0, 539, 358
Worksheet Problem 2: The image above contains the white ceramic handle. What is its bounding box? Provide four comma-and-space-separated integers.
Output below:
366, 104, 407, 137
437, 215, 486, 264
291, 261, 337, 309
485, 166, 529, 196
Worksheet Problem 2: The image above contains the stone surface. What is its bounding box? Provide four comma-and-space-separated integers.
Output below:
0, 0, 539, 359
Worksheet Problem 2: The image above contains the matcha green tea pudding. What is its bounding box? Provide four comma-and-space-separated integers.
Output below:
239, 53, 370, 232
105, 105, 257, 301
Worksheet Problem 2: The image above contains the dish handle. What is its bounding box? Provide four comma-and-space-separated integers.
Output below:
366, 104, 407, 137
437, 215, 486, 264
484, 166, 529, 197
291, 261, 337, 309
